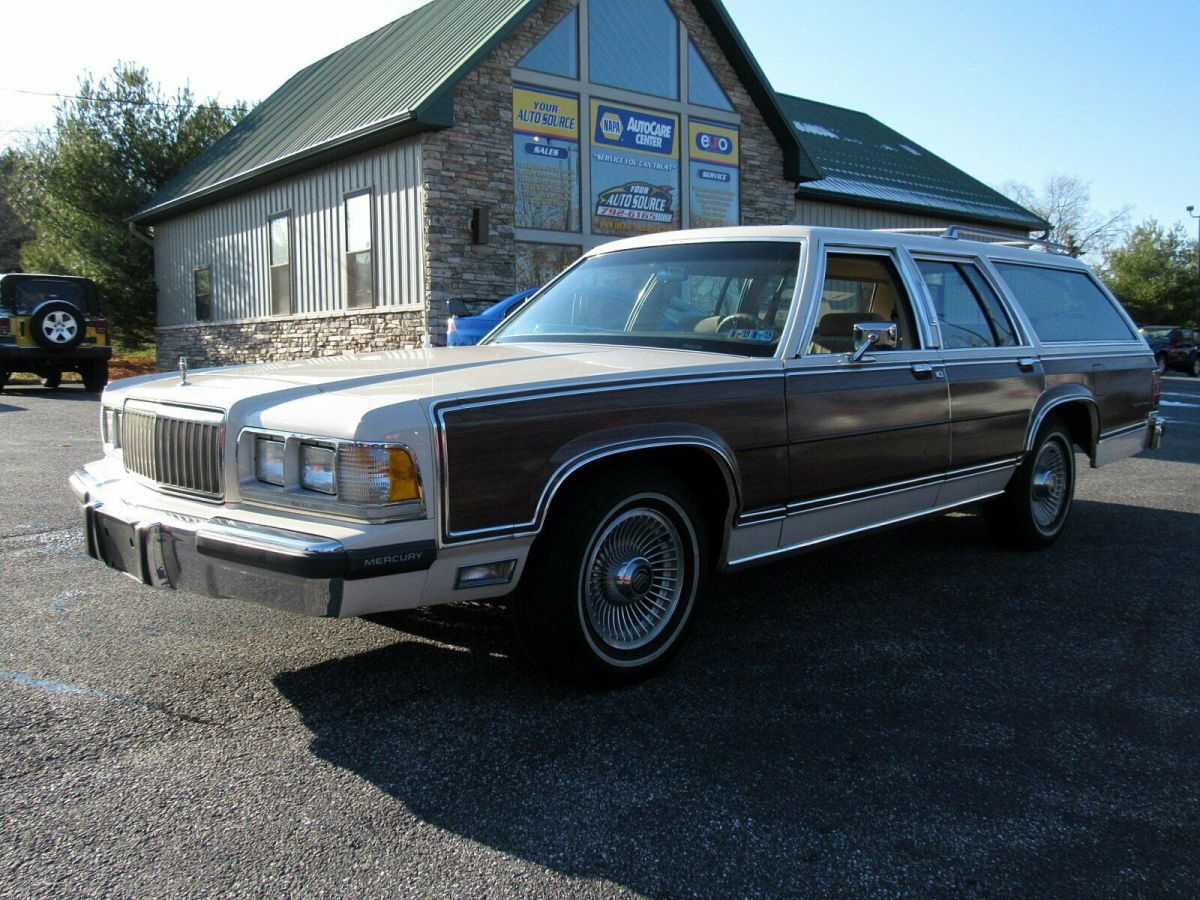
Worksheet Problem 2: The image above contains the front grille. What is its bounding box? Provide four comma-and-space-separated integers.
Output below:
122, 405, 224, 499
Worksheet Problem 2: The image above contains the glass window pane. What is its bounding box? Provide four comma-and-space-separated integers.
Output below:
269, 215, 290, 266
346, 193, 372, 252
346, 249, 373, 308
808, 254, 920, 353
589, 0, 679, 100
687, 40, 732, 111
517, 8, 578, 78
993, 262, 1135, 343
688, 119, 739, 228
193, 267, 211, 321
589, 100, 680, 237
513, 86, 581, 232
494, 241, 800, 357
917, 260, 1017, 349
960, 264, 1018, 346
515, 242, 581, 292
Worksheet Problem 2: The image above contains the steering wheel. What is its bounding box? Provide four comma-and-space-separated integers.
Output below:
715, 313, 760, 336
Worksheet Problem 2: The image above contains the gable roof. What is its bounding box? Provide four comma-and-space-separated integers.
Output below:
133, 0, 819, 225
778, 94, 1049, 232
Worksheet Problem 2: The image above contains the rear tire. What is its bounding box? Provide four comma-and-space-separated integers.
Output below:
1190, 356, 1200, 378
984, 418, 1076, 550
82, 362, 108, 393
1155, 353, 1167, 375
511, 465, 706, 688
40, 371, 62, 389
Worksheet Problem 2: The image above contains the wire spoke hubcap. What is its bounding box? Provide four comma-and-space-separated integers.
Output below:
1031, 440, 1068, 528
584, 507, 684, 652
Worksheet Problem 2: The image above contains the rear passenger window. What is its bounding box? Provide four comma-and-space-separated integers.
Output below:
917, 260, 1018, 349
992, 263, 1135, 343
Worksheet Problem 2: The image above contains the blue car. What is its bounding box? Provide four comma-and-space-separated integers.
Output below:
446, 288, 538, 346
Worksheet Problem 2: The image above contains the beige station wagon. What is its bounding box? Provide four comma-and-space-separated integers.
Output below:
71, 226, 1164, 686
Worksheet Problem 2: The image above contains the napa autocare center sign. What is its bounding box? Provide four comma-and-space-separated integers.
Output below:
590, 100, 680, 237
689, 119, 739, 228
513, 85, 581, 232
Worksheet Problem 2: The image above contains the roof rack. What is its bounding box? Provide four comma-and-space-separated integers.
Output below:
873, 225, 1069, 255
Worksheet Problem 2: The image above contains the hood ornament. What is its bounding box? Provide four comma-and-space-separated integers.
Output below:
179, 356, 189, 386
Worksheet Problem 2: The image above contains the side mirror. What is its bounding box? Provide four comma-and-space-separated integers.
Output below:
447, 298, 471, 318
849, 321, 898, 363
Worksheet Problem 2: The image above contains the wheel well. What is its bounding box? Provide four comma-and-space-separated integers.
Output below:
1044, 401, 1097, 458
544, 446, 735, 568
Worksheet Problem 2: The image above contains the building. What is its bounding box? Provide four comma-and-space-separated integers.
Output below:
132, 0, 1047, 368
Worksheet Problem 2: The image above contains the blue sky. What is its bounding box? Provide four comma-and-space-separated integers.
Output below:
1, 0, 1196, 233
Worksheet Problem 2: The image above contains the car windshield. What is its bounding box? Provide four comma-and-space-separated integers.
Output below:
487, 241, 802, 357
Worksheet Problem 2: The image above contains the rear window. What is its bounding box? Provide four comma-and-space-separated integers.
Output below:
992, 263, 1135, 343
1, 278, 94, 315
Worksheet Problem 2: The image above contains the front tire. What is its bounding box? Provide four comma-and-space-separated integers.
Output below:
984, 418, 1076, 549
512, 466, 706, 688
82, 362, 108, 393
40, 371, 62, 389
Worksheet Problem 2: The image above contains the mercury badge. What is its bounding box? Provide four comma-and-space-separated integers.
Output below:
179, 356, 189, 386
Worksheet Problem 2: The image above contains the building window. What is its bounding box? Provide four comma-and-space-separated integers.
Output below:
517, 8, 578, 79
688, 40, 733, 111
515, 242, 581, 291
193, 266, 212, 322
268, 213, 293, 315
688, 119, 739, 227
345, 191, 374, 309
513, 85, 581, 232
589, 0, 679, 100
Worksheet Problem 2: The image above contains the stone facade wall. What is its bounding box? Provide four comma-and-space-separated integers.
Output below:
420, 0, 796, 345
155, 309, 425, 371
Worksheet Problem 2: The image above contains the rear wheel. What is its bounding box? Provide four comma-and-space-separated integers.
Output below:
40, 371, 62, 389
1190, 356, 1200, 378
82, 362, 108, 393
511, 465, 706, 688
984, 418, 1076, 550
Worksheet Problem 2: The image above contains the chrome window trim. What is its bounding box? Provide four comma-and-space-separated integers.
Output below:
237, 426, 426, 524
905, 250, 1035, 350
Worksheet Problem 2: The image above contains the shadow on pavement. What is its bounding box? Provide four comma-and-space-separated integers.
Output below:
275, 503, 1199, 895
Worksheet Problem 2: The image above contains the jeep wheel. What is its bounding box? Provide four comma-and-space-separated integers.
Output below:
82, 362, 108, 393
1154, 353, 1167, 375
512, 465, 706, 688
984, 418, 1076, 550
40, 371, 62, 389
30, 301, 86, 352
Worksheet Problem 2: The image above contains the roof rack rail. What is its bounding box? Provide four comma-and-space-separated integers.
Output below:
873, 225, 1070, 255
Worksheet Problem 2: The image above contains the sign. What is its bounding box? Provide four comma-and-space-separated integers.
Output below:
590, 100, 680, 237
688, 119, 739, 229
513, 85, 581, 232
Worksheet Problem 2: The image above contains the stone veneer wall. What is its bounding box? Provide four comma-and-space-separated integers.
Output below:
419, 0, 795, 346
155, 308, 426, 371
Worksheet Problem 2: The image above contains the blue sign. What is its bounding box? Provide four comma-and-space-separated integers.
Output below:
694, 130, 735, 157
524, 143, 569, 160
697, 168, 731, 183
592, 103, 677, 156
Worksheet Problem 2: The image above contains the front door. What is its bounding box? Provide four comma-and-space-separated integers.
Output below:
779, 247, 950, 551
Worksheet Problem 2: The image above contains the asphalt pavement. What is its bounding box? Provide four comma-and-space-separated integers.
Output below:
1, 377, 1198, 897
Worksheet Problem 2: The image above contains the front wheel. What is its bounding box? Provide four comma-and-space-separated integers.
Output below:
984, 418, 1076, 550
82, 362, 108, 393
512, 466, 706, 688
40, 371, 62, 389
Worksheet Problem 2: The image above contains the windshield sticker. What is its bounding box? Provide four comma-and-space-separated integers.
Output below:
728, 328, 776, 343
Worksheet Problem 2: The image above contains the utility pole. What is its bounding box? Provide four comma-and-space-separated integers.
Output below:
1189, 206, 1200, 325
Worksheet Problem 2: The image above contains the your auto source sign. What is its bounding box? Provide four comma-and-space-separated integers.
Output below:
513, 85, 581, 233
590, 101, 680, 237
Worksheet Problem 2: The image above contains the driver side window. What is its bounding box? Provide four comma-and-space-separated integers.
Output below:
807, 253, 921, 354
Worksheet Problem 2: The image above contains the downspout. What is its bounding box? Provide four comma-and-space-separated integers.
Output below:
128, 221, 155, 248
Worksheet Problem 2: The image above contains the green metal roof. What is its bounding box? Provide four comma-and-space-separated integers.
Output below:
134, 0, 818, 225
778, 94, 1049, 231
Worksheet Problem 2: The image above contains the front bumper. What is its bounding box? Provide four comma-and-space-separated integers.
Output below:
71, 467, 436, 617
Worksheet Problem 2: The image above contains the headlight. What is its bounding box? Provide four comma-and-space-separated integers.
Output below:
255, 438, 285, 485
300, 444, 336, 494
335, 445, 420, 505
102, 407, 121, 449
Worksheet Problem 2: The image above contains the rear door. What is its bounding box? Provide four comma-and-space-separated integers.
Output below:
907, 252, 1044, 500
779, 243, 950, 550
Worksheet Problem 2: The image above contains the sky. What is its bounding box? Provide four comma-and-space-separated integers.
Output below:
1, 0, 1197, 234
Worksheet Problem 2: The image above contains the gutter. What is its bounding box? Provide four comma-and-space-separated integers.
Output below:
127, 221, 155, 248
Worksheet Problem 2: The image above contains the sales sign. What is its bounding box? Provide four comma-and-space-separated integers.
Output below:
513, 85, 581, 232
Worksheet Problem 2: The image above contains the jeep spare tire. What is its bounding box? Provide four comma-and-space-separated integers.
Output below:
31, 300, 85, 351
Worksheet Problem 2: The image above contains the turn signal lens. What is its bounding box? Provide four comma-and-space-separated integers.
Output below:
102, 407, 122, 449
255, 438, 285, 486
336, 445, 421, 505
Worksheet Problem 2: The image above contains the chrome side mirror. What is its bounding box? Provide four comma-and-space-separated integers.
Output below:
849, 322, 898, 363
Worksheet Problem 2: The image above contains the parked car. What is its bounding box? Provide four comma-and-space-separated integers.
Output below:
447, 288, 538, 346
72, 226, 1163, 687
1139, 325, 1199, 377
0, 273, 112, 392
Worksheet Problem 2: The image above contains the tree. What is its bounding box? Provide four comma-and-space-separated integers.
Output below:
1100, 220, 1199, 326
7, 64, 245, 344
0, 150, 34, 272
1001, 175, 1129, 260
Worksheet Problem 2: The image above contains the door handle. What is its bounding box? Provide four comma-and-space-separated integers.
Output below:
1018, 357, 1037, 372
911, 364, 934, 380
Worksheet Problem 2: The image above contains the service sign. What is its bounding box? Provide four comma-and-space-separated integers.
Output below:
688, 119, 740, 229
513, 85, 581, 232
590, 100, 680, 237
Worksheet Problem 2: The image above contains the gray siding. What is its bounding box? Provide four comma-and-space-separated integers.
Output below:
794, 199, 1030, 238
155, 141, 424, 326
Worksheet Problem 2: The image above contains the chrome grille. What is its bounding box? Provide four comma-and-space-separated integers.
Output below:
121, 404, 224, 499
